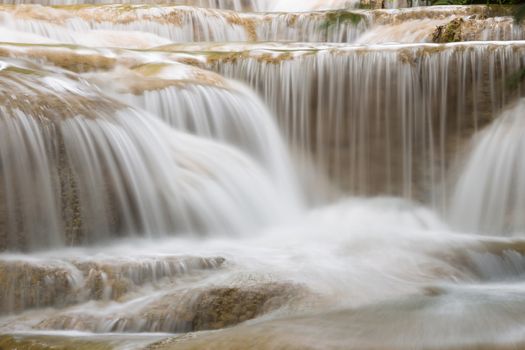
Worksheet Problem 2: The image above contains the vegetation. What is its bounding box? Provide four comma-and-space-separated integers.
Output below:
431, 0, 525, 23
432, 0, 523, 5
507, 67, 525, 90
516, 3, 525, 22
319, 10, 365, 31
432, 18, 464, 42
428, 0, 525, 87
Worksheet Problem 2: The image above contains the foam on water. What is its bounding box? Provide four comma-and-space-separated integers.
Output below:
1, 1, 525, 348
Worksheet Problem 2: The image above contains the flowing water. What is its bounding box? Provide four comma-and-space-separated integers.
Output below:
0, 0, 360, 11
0, 1, 525, 350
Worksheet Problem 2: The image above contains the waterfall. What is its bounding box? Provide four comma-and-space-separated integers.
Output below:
0, 5, 368, 44
0, 0, 359, 11
1, 5, 521, 45
0, 0, 245, 8
174, 42, 524, 205
120, 82, 301, 202
2, 0, 525, 348
449, 99, 525, 235
0, 59, 301, 251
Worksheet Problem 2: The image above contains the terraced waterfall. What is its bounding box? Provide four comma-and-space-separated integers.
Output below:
0, 1, 525, 349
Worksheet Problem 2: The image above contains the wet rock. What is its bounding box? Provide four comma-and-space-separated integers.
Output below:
172, 282, 307, 331
432, 16, 523, 43
359, 0, 383, 9
0, 256, 225, 314
34, 282, 308, 333
0, 260, 77, 314
432, 18, 464, 43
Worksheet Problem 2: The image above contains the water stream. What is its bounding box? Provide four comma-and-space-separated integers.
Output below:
0, 1, 524, 350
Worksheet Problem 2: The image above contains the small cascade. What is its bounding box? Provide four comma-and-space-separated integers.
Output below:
449, 99, 525, 235
116, 66, 300, 201
0, 0, 246, 8
0, 0, 358, 11
0, 5, 368, 44
1, 5, 522, 46
0, 6, 496, 45
166, 42, 524, 204
0, 59, 300, 251
2, 0, 525, 347
0, 254, 224, 314
0, 5, 251, 43
356, 6, 525, 43
0, 44, 303, 204
258, 0, 359, 12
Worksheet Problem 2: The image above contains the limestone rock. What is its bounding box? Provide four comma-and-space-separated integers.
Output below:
175, 282, 307, 331
432, 18, 464, 43
34, 282, 308, 333
0, 256, 225, 314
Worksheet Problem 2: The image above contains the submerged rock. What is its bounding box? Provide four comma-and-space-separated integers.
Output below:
147, 285, 525, 350
0, 256, 225, 314
0, 260, 76, 314
34, 282, 308, 333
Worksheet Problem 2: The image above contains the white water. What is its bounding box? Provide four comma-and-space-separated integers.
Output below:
120, 82, 301, 201
0, 5, 367, 44
0, 59, 301, 251
0, 0, 359, 11
0, 5, 521, 46
187, 42, 524, 204
4, 198, 525, 346
450, 99, 525, 236
1, 2, 525, 350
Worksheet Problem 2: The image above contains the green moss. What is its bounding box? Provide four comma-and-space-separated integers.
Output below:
319, 10, 364, 32
506, 67, 525, 90
515, 4, 525, 23
432, 18, 464, 43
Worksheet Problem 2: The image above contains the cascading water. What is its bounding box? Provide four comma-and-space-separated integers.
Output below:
168, 42, 523, 204
0, 59, 301, 251
0, 0, 360, 11
1, 1, 525, 350
1, 5, 522, 46
120, 81, 300, 199
449, 99, 525, 236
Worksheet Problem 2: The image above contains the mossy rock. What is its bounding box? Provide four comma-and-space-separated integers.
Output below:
319, 11, 365, 31
432, 18, 464, 43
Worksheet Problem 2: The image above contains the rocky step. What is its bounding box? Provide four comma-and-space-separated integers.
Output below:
157, 41, 525, 199
32, 282, 308, 333
0, 5, 522, 46
0, 255, 225, 314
